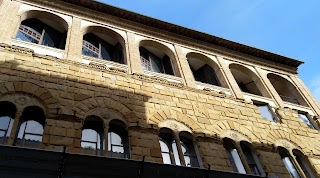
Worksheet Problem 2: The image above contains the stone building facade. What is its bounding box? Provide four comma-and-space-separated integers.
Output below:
0, 0, 320, 177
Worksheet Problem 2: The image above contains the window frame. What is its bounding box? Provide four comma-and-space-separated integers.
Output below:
107, 122, 130, 159
0, 116, 14, 144
254, 102, 277, 122
297, 112, 317, 129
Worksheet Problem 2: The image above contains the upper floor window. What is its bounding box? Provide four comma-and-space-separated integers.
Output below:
16, 18, 67, 49
108, 120, 130, 159
14, 106, 45, 148
223, 138, 246, 174
297, 113, 315, 129
278, 147, 301, 178
187, 54, 220, 86
82, 33, 124, 64
159, 130, 181, 165
255, 103, 276, 122
139, 47, 174, 75
180, 133, 199, 167
0, 101, 16, 144
81, 116, 104, 155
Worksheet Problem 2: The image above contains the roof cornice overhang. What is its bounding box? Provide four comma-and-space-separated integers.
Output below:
39, 0, 304, 69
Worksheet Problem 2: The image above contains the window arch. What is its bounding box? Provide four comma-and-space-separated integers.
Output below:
108, 120, 130, 159
293, 149, 316, 178
187, 52, 227, 88
0, 101, 16, 144
14, 106, 45, 148
240, 141, 265, 176
139, 40, 178, 76
223, 138, 246, 174
16, 11, 68, 49
229, 64, 269, 97
267, 73, 307, 106
82, 26, 126, 64
278, 147, 301, 178
81, 116, 104, 156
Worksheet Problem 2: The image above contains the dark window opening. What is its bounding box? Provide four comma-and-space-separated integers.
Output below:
140, 47, 174, 75
191, 64, 220, 86
278, 147, 301, 178
293, 150, 316, 178
14, 106, 45, 148
159, 131, 181, 165
81, 117, 104, 156
16, 18, 66, 49
223, 139, 246, 174
240, 142, 263, 176
255, 104, 275, 122
179, 136, 199, 167
0, 102, 16, 144
108, 120, 130, 159
82, 33, 124, 64
297, 113, 315, 129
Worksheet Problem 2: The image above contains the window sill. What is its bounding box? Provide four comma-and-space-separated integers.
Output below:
195, 81, 232, 96
11, 38, 64, 59
142, 70, 183, 84
82, 55, 128, 72
283, 101, 313, 114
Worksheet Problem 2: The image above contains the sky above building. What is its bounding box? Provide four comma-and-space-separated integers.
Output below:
99, 0, 320, 101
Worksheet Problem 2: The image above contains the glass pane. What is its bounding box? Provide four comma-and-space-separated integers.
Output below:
162, 153, 171, 164
298, 114, 314, 129
230, 149, 246, 174
0, 116, 11, 130
81, 141, 97, 149
172, 141, 181, 165
159, 140, 170, 152
0, 131, 5, 137
150, 55, 163, 73
180, 142, 187, 154
17, 122, 27, 139
42, 31, 55, 47
111, 145, 124, 153
82, 129, 98, 142
100, 43, 112, 61
109, 132, 122, 145
24, 134, 42, 142
82, 40, 99, 58
282, 157, 301, 178
7, 118, 13, 137
257, 105, 274, 121
25, 121, 43, 134
184, 156, 191, 167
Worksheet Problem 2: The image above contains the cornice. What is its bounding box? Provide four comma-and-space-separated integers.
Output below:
17, 0, 301, 74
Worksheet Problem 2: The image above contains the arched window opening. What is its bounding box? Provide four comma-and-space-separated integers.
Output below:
278, 147, 301, 178
223, 138, 246, 174
108, 120, 129, 159
229, 64, 267, 97
16, 17, 67, 49
179, 132, 199, 167
159, 128, 181, 165
187, 56, 220, 86
297, 113, 316, 129
0, 102, 16, 144
82, 33, 124, 64
14, 106, 45, 148
267, 74, 307, 106
240, 142, 264, 176
139, 46, 174, 75
81, 116, 104, 156
293, 150, 316, 178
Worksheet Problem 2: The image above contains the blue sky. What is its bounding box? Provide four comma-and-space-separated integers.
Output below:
99, 0, 320, 101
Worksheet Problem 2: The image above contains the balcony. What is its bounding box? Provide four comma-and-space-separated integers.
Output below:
0, 145, 263, 178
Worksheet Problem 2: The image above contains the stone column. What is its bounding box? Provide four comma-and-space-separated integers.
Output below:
173, 45, 196, 88
0, 0, 20, 44
65, 17, 83, 63
104, 126, 109, 156
290, 75, 320, 116
255, 67, 284, 108
7, 111, 22, 145
126, 32, 142, 74
216, 56, 245, 100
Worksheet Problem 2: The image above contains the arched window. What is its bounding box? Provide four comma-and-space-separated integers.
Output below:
229, 64, 269, 97
139, 42, 175, 76
82, 32, 124, 64
108, 120, 130, 159
81, 116, 104, 155
267, 73, 307, 106
0, 102, 16, 144
159, 128, 181, 165
187, 53, 221, 86
180, 132, 199, 167
14, 106, 45, 148
240, 142, 264, 176
293, 150, 316, 178
278, 147, 301, 178
223, 138, 246, 174
16, 16, 67, 49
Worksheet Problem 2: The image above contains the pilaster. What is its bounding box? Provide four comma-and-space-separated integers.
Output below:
66, 17, 82, 63
126, 32, 142, 74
